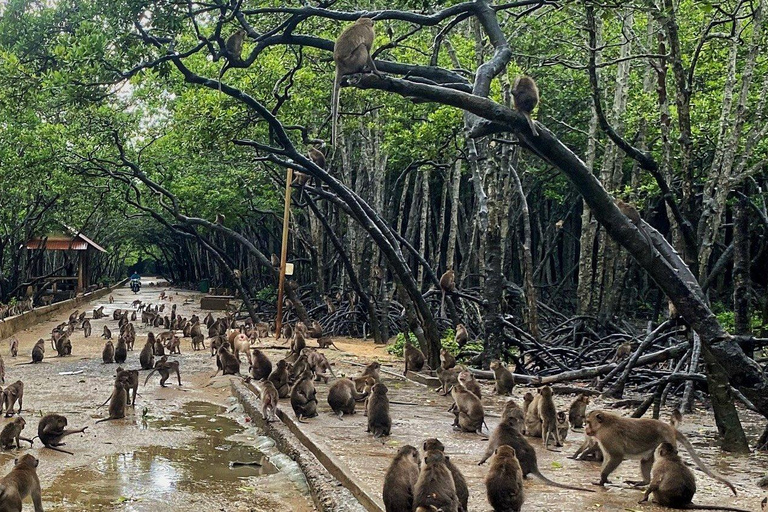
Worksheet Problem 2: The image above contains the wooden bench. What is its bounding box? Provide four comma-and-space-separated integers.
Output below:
200, 295, 234, 311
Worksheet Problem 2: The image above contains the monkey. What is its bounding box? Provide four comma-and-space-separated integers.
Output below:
639, 443, 750, 512
55, 334, 71, 357
413, 450, 460, 512
280, 322, 293, 341
316, 337, 340, 350
16, 339, 45, 365
268, 360, 291, 398
501, 398, 525, 433
616, 198, 655, 249
165, 336, 181, 355
523, 390, 542, 437
102, 340, 115, 364
331, 17, 378, 146
271, 253, 280, 268
231, 332, 252, 366
0, 417, 33, 449
115, 367, 139, 406
209, 335, 226, 356
511, 75, 539, 136
213, 343, 240, 377
3, 381, 23, 417
93, 306, 105, 319
9, 337, 18, 358
114, 337, 127, 364
0, 453, 43, 512
353, 375, 376, 395
366, 382, 391, 438
440, 348, 456, 370
327, 378, 368, 419
611, 340, 632, 362
557, 410, 570, 441
489, 360, 514, 395
538, 386, 562, 449
569, 393, 590, 429
485, 445, 525, 512
256, 380, 279, 422
153, 335, 165, 357
360, 361, 381, 382
478, 412, 596, 492
439, 269, 456, 316
571, 435, 604, 462
403, 342, 427, 375
139, 337, 154, 370
382, 444, 420, 512
218, 28, 246, 92
288, 330, 306, 362
307, 320, 323, 339
671, 408, 683, 428
82, 318, 92, 337
131, 310, 137, 322
113, 309, 122, 321
585, 410, 736, 494
522, 392, 534, 417
215, 213, 226, 225
458, 370, 481, 399
436, 365, 462, 396
450, 382, 486, 436
36, 414, 86, 454
250, 349, 272, 381
307, 145, 326, 169
304, 349, 335, 382
96, 374, 128, 423
290, 369, 318, 423
422, 438, 468, 512
762, 497, 767, 512
191, 333, 205, 351
102, 325, 111, 339
144, 358, 182, 387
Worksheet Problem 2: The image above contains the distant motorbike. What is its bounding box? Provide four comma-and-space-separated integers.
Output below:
130, 279, 141, 294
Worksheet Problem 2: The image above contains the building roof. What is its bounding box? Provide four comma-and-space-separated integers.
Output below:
25, 228, 107, 253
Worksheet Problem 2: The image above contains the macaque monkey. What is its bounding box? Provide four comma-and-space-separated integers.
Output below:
585, 410, 736, 494
569, 394, 590, 429
413, 450, 460, 512
36, 414, 86, 454
489, 360, 515, 395
639, 443, 749, 511
9, 337, 18, 358
250, 349, 272, 381
316, 337, 340, 350
327, 378, 368, 419
332, 18, 378, 146
290, 369, 318, 423
218, 28, 246, 91
511, 75, 539, 136
458, 370, 481, 399
3, 381, 23, 417
436, 366, 462, 396
114, 337, 127, 364
18, 339, 45, 365
403, 343, 427, 375
670, 408, 683, 428
271, 253, 280, 268
102, 325, 112, 339
450, 382, 485, 436
109, 294, 114, 303
501, 399, 525, 432
485, 445, 525, 512
82, 318, 92, 337
307, 320, 323, 338
523, 392, 534, 416
383, 445, 420, 512
422, 438, 468, 512
537, 386, 562, 449
571, 435, 603, 462
268, 359, 291, 398
0, 454, 43, 512
454, 324, 468, 350
616, 198, 654, 248
308, 145, 326, 169
556, 411, 570, 441
102, 340, 115, 364
366, 382, 391, 438
360, 361, 381, 382
96, 374, 128, 423
439, 270, 456, 316
0, 417, 33, 449
256, 380, 279, 422
215, 213, 225, 225
440, 348, 456, 370
144, 358, 182, 387
115, 367, 139, 406
611, 341, 632, 362
140, 337, 154, 370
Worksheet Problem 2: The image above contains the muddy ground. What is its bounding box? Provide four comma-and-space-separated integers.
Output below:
0, 282, 314, 511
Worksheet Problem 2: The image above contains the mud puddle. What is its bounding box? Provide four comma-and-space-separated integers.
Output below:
45, 402, 286, 510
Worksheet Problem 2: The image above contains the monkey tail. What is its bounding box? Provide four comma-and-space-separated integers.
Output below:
526, 113, 539, 137
143, 369, 158, 386
675, 430, 737, 496
682, 506, 752, 512
532, 470, 596, 493
331, 69, 342, 147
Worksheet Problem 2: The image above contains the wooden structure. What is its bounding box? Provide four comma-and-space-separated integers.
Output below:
25, 229, 107, 294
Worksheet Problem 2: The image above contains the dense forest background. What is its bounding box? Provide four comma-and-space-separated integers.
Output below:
1, 0, 768, 446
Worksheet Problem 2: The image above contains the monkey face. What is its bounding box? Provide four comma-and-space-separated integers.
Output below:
489, 360, 500, 370
584, 411, 603, 436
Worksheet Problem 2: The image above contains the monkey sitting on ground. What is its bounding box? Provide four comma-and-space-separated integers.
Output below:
96, 374, 128, 424
82, 318, 92, 337
114, 336, 127, 364
501, 399, 525, 433
485, 445, 525, 512
413, 450, 460, 512
569, 393, 590, 429
144, 357, 182, 387
489, 360, 515, 395
9, 337, 18, 358
0, 417, 33, 450
3, 381, 23, 417
639, 443, 749, 512
17, 340, 44, 365
250, 349, 272, 381
102, 325, 111, 339
557, 411, 570, 441
212, 343, 240, 378
450, 382, 485, 436
327, 378, 368, 419
511, 75, 540, 136
139, 337, 154, 370
585, 410, 736, 494
0, 453, 43, 512
382, 445, 420, 512
290, 369, 318, 423
403, 342, 427, 375
36, 414, 87, 454
102, 340, 115, 364
268, 360, 291, 398
436, 365, 462, 396
422, 438, 468, 512
332, 17, 379, 146
366, 382, 391, 438
571, 435, 603, 462
611, 341, 632, 363
360, 361, 381, 382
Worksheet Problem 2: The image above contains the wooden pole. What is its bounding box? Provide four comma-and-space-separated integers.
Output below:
275, 168, 294, 338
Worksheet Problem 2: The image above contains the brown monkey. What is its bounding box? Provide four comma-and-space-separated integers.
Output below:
9, 337, 18, 358
639, 443, 750, 511
422, 439, 468, 512
523, 392, 534, 416
55, 334, 71, 357
290, 369, 318, 423
436, 365, 462, 396
501, 398, 525, 432
82, 318, 92, 337
268, 360, 291, 398
215, 213, 226, 225
524, 391, 542, 437
3, 381, 23, 417
440, 348, 456, 370
489, 360, 514, 395
114, 337, 127, 364
307, 145, 326, 169
36, 414, 86, 454
139, 337, 154, 370
569, 393, 590, 429
280, 322, 293, 340
454, 324, 468, 349
115, 367, 139, 406
102, 325, 111, 339
102, 340, 115, 364
213, 343, 240, 377
538, 386, 562, 449
250, 349, 272, 381
611, 341, 632, 362
18, 339, 45, 365
327, 378, 368, 419
218, 28, 246, 91
288, 330, 306, 362
671, 408, 683, 428
165, 336, 181, 355
304, 349, 335, 382
256, 380, 279, 422
439, 269, 456, 316
144, 358, 182, 387
366, 382, 391, 438
0, 417, 33, 449
361, 361, 381, 382
486, 445, 525, 512
0, 453, 43, 512
557, 410, 570, 441
413, 450, 459, 512
585, 410, 736, 494
307, 320, 323, 339
332, 17, 378, 146
403, 342, 426, 375
271, 253, 280, 268
571, 435, 603, 462
316, 337, 340, 350
353, 375, 376, 394
382, 445, 420, 512
96, 374, 128, 423
478, 413, 595, 492
511, 75, 539, 136
458, 370, 481, 399
191, 333, 205, 351
450, 382, 485, 436
153, 335, 165, 356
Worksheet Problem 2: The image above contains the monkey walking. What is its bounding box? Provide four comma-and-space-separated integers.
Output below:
0, 454, 44, 512
511, 75, 540, 136
144, 358, 182, 387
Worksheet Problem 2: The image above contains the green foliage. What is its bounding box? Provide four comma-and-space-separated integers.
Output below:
387, 329, 482, 358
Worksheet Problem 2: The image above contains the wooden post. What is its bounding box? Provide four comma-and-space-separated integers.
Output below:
77, 252, 84, 293
275, 168, 294, 338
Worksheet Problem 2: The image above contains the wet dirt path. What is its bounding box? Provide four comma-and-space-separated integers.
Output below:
250, 338, 768, 512
0, 281, 314, 511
